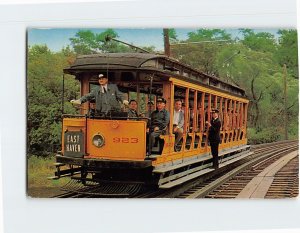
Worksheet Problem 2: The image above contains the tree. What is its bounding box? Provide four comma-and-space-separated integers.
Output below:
239, 29, 277, 53
275, 29, 298, 79
215, 42, 298, 138
168, 28, 178, 42
172, 29, 231, 75
27, 45, 79, 155
187, 29, 231, 41
69, 29, 134, 55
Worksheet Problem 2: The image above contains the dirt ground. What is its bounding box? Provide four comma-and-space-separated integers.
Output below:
27, 187, 65, 198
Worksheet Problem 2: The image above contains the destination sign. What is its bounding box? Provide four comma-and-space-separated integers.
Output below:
64, 131, 84, 157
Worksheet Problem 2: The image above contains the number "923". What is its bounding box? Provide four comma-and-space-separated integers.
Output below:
112, 137, 139, 143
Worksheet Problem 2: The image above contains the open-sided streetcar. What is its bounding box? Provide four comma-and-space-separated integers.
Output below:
53, 53, 251, 192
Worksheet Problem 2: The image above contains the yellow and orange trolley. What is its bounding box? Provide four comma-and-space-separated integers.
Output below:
54, 53, 251, 189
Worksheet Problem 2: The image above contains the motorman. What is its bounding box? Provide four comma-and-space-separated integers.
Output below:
71, 73, 129, 114
206, 109, 221, 169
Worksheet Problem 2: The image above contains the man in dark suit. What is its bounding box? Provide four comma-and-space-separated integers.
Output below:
71, 74, 129, 114
206, 109, 221, 169
147, 97, 170, 155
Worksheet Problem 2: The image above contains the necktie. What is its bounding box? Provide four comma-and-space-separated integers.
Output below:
103, 87, 107, 93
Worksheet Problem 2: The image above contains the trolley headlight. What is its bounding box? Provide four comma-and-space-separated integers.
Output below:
92, 134, 105, 148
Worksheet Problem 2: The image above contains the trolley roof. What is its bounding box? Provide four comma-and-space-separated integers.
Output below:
64, 53, 246, 96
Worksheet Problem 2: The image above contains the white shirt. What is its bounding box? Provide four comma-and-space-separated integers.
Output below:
173, 109, 181, 125
101, 84, 108, 93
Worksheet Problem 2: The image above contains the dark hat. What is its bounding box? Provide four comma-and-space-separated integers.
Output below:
147, 100, 154, 105
211, 108, 219, 113
156, 97, 166, 104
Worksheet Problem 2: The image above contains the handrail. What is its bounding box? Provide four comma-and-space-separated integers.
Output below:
62, 113, 150, 121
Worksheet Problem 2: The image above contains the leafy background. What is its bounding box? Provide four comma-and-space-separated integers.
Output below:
27, 28, 298, 156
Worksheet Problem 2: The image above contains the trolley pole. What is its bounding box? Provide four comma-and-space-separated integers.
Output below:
283, 64, 288, 140
61, 74, 65, 115
147, 75, 154, 156
163, 28, 171, 57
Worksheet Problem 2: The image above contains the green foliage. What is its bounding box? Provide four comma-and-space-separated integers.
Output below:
69, 30, 98, 54
27, 45, 79, 155
172, 28, 298, 142
69, 29, 134, 54
172, 43, 219, 75
187, 29, 231, 41
169, 28, 178, 41
172, 29, 232, 75
275, 30, 298, 79
141, 45, 156, 53
27, 28, 298, 155
239, 29, 277, 53
247, 127, 282, 144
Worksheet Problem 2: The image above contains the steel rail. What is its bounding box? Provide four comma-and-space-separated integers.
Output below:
180, 142, 298, 199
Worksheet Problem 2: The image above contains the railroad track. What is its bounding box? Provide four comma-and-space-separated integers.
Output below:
176, 140, 298, 199
52, 179, 145, 198
52, 140, 298, 198
265, 156, 298, 198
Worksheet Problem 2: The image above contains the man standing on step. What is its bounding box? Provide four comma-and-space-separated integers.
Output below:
206, 109, 221, 169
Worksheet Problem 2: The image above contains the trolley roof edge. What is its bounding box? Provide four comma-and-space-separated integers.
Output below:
64, 53, 246, 98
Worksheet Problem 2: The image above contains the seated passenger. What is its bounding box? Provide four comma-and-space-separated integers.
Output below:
147, 97, 170, 155
173, 99, 184, 150
141, 100, 154, 118
127, 100, 139, 119
197, 103, 203, 132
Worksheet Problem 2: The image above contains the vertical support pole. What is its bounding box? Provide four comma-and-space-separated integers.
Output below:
214, 95, 218, 109
136, 72, 140, 114
208, 94, 212, 122
224, 99, 228, 131
170, 82, 174, 136
244, 103, 248, 130
61, 74, 65, 115
193, 90, 198, 132
236, 102, 240, 129
184, 88, 189, 134
147, 75, 154, 155
200, 93, 205, 133
240, 103, 244, 129
149, 75, 153, 115
220, 97, 223, 128
233, 100, 237, 130
163, 81, 172, 134
61, 74, 65, 153
229, 100, 233, 131
81, 74, 90, 115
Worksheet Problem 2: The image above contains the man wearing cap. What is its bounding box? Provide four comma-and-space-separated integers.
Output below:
147, 97, 170, 154
206, 109, 221, 169
71, 74, 129, 114
142, 100, 153, 117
